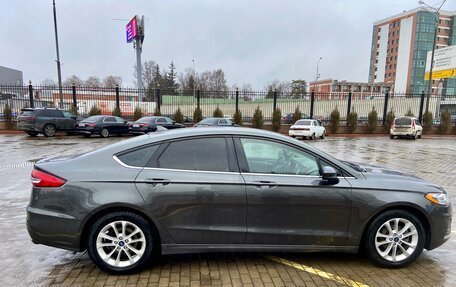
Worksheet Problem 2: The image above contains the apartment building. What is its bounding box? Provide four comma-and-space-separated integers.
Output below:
368, 7, 456, 95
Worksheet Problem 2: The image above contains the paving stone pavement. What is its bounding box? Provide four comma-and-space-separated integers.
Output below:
0, 134, 455, 287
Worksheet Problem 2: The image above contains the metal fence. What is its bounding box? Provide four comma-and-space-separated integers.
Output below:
1, 84, 455, 124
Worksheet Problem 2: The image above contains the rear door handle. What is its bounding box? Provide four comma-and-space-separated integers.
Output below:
144, 178, 171, 187
253, 180, 277, 189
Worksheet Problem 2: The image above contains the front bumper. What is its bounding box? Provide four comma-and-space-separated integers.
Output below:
427, 202, 452, 250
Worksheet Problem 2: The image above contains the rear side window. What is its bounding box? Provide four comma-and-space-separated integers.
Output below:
38, 110, 63, 117
104, 117, 116, 122
20, 110, 35, 116
395, 118, 411, 125
116, 145, 159, 167
158, 138, 230, 172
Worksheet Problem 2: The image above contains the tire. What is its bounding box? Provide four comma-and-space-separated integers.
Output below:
290, 135, 296, 138
365, 210, 425, 268
310, 133, 315, 140
87, 212, 156, 274
83, 134, 91, 138
43, 124, 56, 137
26, 131, 38, 137
390, 135, 394, 139
100, 128, 110, 138
320, 131, 325, 139
418, 133, 422, 139
412, 133, 417, 140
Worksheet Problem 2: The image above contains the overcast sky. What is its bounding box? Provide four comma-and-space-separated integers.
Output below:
1, 0, 455, 89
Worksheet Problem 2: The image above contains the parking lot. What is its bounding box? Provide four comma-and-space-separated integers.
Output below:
0, 133, 455, 287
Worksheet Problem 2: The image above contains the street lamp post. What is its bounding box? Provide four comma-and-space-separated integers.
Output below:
418, 0, 446, 113
314, 57, 323, 92
192, 59, 196, 98
52, 0, 64, 109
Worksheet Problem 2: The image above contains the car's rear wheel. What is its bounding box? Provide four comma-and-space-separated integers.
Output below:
43, 124, 56, 137
100, 128, 110, 138
365, 210, 425, 268
390, 135, 394, 139
87, 212, 155, 274
320, 131, 325, 139
26, 131, 38, 137
83, 134, 91, 138
310, 133, 315, 140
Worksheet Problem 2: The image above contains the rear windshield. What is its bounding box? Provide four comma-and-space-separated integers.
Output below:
395, 118, 412, 125
137, 117, 154, 123
199, 118, 218, 124
295, 120, 312, 125
20, 110, 35, 116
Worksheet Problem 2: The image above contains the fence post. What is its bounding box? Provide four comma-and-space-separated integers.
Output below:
115, 85, 120, 110
196, 89, 200, 109
72, 82, 77, 110
273, 89, 277, 111
346, 91, 352, 119
382, 90, 389, 126
418, 90, 425, 123
156, 86, 161, 114
310, 91, 315, 119
235, 87, 239, 113
28, 81, 34, 108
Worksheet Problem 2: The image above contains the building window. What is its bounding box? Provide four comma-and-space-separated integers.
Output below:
392, 31, 395, 36
375, 59, 378, 63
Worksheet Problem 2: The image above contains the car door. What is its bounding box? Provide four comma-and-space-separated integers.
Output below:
114, 116, 129, 134
103, 116, 118, 133
135, 136, 247, 244
235, 137, 352, 246
63, 111, 77, 130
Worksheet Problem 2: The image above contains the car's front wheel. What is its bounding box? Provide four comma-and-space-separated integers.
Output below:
320, 131, 325, 139
365, 210, 425, 268
87, 212, 156, 274
26, 131, 38, 137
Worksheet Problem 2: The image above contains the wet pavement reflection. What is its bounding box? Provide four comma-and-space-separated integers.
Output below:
0, 134, 454, 286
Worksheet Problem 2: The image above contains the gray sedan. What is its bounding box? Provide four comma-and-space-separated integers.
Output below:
26, 128, 452, 274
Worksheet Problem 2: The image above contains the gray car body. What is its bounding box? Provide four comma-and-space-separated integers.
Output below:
26, 128, 452, 255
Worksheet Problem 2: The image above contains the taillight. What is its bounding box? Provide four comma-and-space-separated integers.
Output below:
86, 123, 96, 127
31, 169, 66, 188
140, 124, 149, 127
412, 121, 415, 129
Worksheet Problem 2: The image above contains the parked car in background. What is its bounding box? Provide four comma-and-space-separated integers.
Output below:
193, 117, 238, 127
130, 116, 184, 135
289, 119, 326, 140
76, 115, 130, 138
27, 128, 451, 274
282, 113, 309, 124
390, 116, 422, 139
17, 108, 78, 137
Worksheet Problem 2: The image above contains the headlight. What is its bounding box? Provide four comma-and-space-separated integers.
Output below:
425, 193, 450, 206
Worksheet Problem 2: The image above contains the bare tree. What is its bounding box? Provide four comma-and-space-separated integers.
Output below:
179, 68, 197, 95
84, 76, 101, 87
40, 78, 57, 86
103, 76, 122, 88
63, 75, 83, 87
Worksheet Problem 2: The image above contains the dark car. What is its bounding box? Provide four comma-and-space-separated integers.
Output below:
193, 117, 238, 127
282, 113, 310, 124
17, 108, 78, 137
130, 116, 184, 135
27, 128, 451, 274
76, 115, 130, 138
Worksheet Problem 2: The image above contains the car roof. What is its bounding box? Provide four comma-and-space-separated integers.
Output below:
21, 108, 66, 111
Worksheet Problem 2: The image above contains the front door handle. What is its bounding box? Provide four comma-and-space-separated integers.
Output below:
144, 178, 171, 187
253, 180, 277, 189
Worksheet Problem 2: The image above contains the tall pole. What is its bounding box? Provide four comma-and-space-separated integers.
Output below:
136, 38, 143, 101
314, 57, 322, 92
53, 0, 64, 109
192, 59, 196, 98
420, 0, 446, 113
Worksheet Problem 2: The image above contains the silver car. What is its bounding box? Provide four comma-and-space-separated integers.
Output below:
27, 128, 452, 274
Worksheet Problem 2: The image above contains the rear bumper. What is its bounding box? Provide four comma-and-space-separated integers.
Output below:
17, 123, 41, 132
289, 130, 312, 137
26, 205, 83, 252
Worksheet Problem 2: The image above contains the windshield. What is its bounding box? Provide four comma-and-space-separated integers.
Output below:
199, 118, 218, 125
137, 117, 154, 123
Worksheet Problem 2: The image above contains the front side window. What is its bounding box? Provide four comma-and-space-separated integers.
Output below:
158, 138, 230, 172
219, 119, 228, 125
156, 118, 166, 123
115, 117, 125, 123
240, 138, 319, 176
63, 111, 74, 118
104, 117, 116, 123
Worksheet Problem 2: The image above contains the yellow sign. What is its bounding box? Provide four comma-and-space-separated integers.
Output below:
424, 68, 456, 80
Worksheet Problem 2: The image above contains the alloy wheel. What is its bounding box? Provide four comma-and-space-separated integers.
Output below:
96, 220, 146, 268
375, 218, 418, 262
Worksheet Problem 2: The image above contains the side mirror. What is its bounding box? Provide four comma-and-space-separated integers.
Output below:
321, 166, 339, 185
